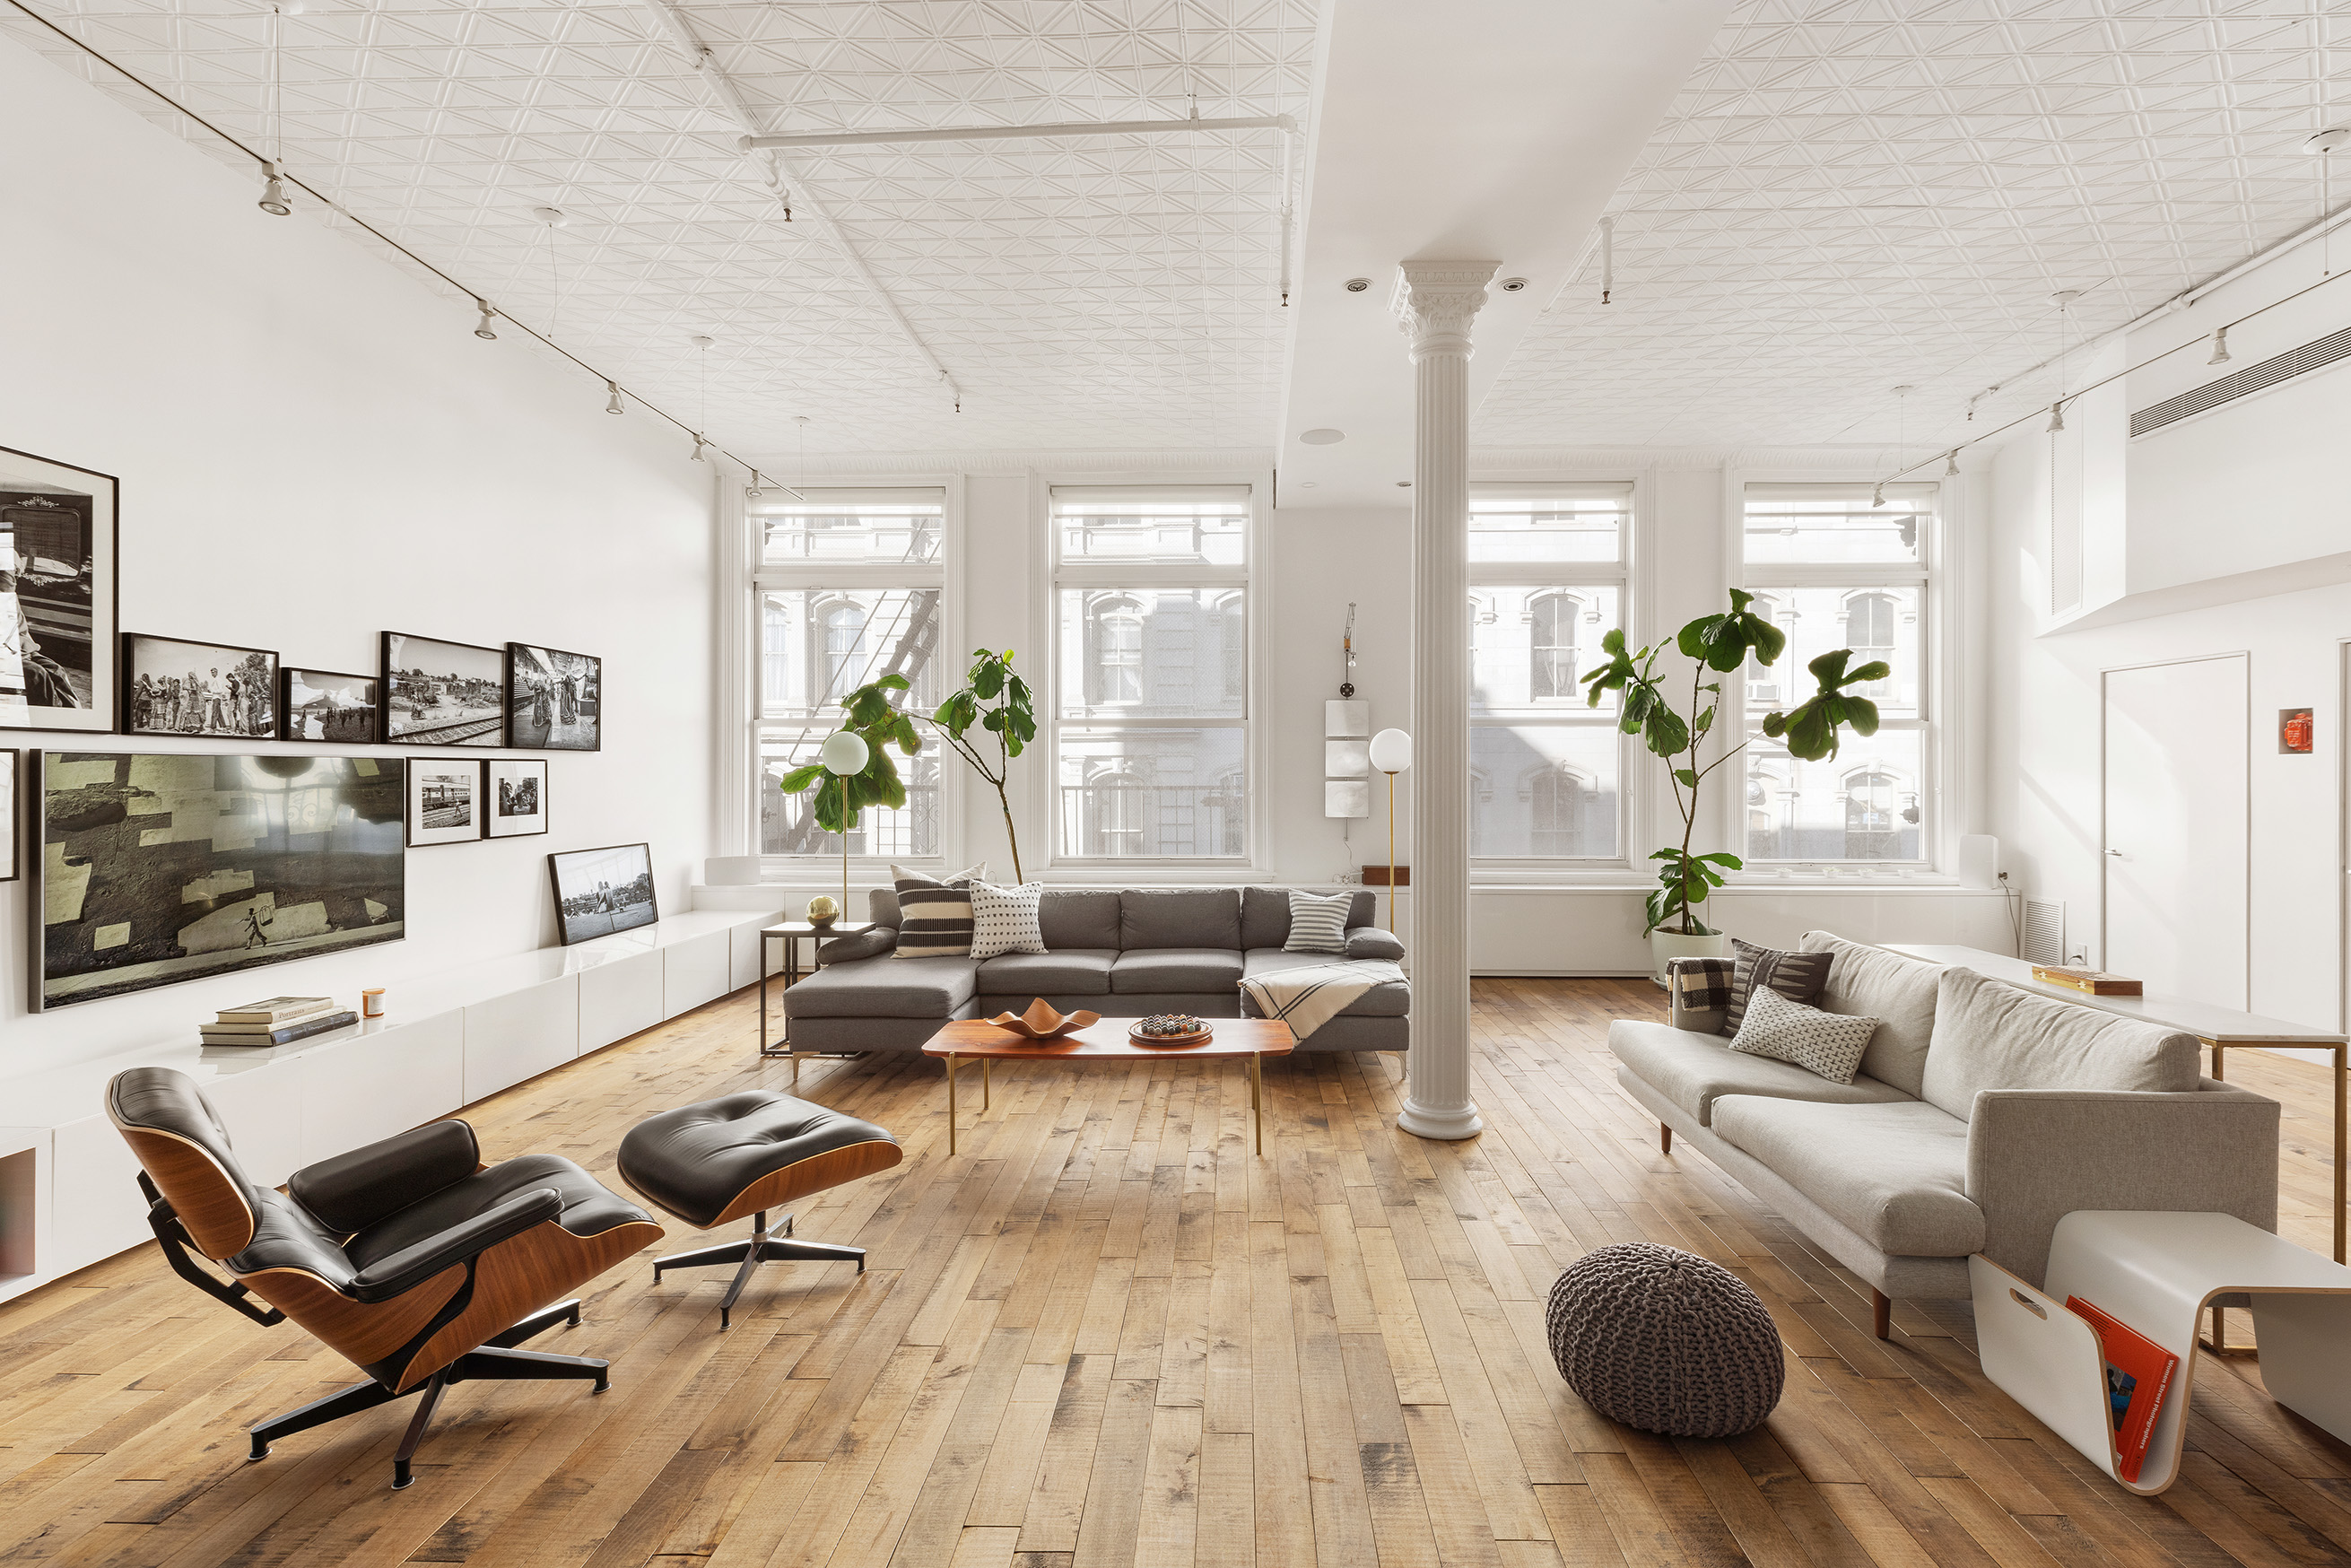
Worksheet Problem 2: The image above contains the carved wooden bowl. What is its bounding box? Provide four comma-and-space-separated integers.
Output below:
985, 999, 1100, 1041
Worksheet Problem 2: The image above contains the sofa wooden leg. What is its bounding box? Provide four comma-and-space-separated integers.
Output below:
1659, 1123, 1672, 1155
1872, 1288, 1892, 1340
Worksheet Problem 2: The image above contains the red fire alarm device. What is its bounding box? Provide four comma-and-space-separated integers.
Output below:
2281, 708, 2315, 754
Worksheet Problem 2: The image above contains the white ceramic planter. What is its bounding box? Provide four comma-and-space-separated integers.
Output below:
1650, 928, 1733, 987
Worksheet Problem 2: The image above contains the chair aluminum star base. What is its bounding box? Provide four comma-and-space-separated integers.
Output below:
649, 1210, 868, 1328
249, 1299, 611, 1488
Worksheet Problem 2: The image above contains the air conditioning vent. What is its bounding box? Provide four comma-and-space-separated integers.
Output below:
2022, 899, 2065, 966
2132, 326, 2351, 437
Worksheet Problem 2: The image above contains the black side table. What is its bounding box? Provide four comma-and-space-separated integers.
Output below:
759, 921, 875, 1083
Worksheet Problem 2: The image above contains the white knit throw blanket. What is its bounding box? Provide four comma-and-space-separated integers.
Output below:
1239, 959, 1403, 1041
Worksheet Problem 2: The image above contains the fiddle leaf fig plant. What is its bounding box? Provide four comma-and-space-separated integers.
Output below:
1583, 588, 1890, 937
778, 673, 923, 833
933, 649, 1036, 883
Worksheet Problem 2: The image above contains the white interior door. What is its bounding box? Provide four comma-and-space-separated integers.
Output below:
2102, 655, 2249, 1008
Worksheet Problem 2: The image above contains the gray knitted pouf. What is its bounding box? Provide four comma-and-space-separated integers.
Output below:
1545, 1242, 1784, 1439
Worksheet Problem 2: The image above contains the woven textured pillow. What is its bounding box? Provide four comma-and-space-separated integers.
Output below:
1720, 937, 1833, 1035
1284, 890, 1352, 954
891, 861, 986, 959
969, 881, 1047, 961
1726, 983, 1880, 1085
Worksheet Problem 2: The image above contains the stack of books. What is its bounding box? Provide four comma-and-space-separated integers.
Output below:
200, 997, 357, 1048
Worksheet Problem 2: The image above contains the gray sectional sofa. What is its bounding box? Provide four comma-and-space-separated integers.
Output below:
1612, 931, 2279, 1334
784, 886, 1409, 1054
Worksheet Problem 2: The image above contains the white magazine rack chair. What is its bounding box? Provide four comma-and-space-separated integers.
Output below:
1972, 1211, 2351, 1495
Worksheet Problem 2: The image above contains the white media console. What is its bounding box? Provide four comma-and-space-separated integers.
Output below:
0, 906, 781, 1306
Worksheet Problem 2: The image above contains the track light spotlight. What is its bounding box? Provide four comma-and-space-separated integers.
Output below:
2046, 401, 2066, 433
1945, 449, 1960, 477
605, 381, 624, 415
473, 300, 498, 340
257, 161, 292, 216
2207, 327, 2231, 366
691, 433, 708, 461
1870, 483, 1885, 509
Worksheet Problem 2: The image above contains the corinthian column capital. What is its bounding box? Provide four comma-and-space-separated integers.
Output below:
1390, 260, 1501, 360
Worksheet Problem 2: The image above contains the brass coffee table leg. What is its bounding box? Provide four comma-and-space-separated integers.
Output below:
983, 1057, 991, 1111
1252, 1051, 1264, 1155
947, 1052, 958, 1156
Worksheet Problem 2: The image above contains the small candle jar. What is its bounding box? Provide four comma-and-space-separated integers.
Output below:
361, 987, 387, 1019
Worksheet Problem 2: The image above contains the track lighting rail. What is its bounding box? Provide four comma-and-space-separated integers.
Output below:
739, 112, 1295, 152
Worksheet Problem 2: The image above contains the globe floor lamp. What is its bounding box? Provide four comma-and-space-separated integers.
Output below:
1368, 728, 1412, 934
820, 729, 870, 919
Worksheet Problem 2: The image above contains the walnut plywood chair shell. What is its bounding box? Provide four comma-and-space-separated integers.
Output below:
107, 1067, 662, 1490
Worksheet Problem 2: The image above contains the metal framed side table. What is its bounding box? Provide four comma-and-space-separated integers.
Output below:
758, 921, 874, 1083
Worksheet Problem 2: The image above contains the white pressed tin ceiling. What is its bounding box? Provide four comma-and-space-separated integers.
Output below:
4, 0, 1318, 455
1475, 0, 2351, 460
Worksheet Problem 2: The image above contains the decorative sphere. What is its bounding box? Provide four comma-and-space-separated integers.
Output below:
1544, 1242, 1784, 1438
1368, 728, 1413, 773
820, 730, 869, 775
805, 894, 839, 927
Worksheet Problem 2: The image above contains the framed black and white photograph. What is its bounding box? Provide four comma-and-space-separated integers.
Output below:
507, 643, 600, 751
281, 667, 379, 743
1, 446, 118, 735
122, 635, 278, 739
0, 749, 18, 883
485, 757, 547, 839
548, 841, 656, 945
381, 632, 506, 746
31, 752, 405, 1009
405, 758, 482, 847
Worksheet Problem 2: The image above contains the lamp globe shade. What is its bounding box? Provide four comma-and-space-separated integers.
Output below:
1368, 728, 1413, 773
820, 730, 870, 776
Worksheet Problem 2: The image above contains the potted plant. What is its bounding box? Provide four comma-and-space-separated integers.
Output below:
783, 648, 1037, 884
1581, 589, 1891, 982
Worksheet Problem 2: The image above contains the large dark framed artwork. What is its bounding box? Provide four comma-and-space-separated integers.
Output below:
507, 643, 601, 751
123, 634, 279, 739
485, 757, 547, 839
548, 841, 656, 945
282, 667, 379, 743
31, 752, 405, 1010
0, 446, 118, 734
381, 632, 506, 746
405, 758, 482, 848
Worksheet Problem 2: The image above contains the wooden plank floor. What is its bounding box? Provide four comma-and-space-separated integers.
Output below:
4, 977, 2347, 1568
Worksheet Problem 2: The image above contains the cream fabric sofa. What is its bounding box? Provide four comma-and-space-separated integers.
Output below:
1609, 932, 2280, 1336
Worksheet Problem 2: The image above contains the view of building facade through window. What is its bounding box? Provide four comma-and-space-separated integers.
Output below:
753, 488, 945, 859
1051, 486, 1250, 859
1468, 483, 1632, 860
1740, 483, 1933, 864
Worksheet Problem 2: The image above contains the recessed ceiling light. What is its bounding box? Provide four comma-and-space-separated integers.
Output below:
1300, 429, 1345, 445
1500, 277, 1528, 292
1300, 482, 1318, 488
1345, 277, 1371, 292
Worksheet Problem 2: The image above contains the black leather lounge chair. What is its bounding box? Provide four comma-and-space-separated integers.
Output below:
107, 1067, 663, 1488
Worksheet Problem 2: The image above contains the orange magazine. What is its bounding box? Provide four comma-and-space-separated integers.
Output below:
2067, 1296, 2179, 1483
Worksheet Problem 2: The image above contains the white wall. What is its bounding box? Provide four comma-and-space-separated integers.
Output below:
1984, 231, 2351, 1035
0, 36, 718, 1069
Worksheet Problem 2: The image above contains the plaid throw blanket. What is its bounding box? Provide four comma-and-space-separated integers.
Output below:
1240, 959, 1403, 1041
1667, 956, 1734, 1032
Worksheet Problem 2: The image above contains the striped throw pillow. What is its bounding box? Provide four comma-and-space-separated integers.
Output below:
892, 861, 987, 959
1720, 937, 1833, 1036
1283, 890, 1352, 955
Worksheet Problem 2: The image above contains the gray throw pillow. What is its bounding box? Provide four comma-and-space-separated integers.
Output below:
1727, 985, 1880, 1085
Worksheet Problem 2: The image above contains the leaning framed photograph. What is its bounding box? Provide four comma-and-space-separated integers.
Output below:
1, 446, 118, 734
123, 634, 279, 739
548, 841, 656, 945
405, 757, 483, 847
281, 666, 379, 742
507, 643, 601, 751
0, 749, 18, 883
30, 751, 405, 1009
485, 756, 548, 839
381, 632, 506, 746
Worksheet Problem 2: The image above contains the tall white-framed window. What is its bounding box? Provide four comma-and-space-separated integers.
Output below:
1049, 484, 1252, 862
752, 486, 949, 862
1468, 481, 1633, 863
1738, 482, 1934, 866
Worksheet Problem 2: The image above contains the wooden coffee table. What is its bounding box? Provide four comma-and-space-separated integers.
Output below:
920, 1016, 1296, 1156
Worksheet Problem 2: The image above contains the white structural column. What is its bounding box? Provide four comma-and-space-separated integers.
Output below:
1392, 260, 1497, 1142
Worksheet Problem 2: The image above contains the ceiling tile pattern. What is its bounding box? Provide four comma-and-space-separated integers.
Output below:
1476, 0, 2351, 460
7, 0, 1317, 455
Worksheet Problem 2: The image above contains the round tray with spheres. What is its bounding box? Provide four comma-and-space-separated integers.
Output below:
1128, 1025, 1214, 1049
